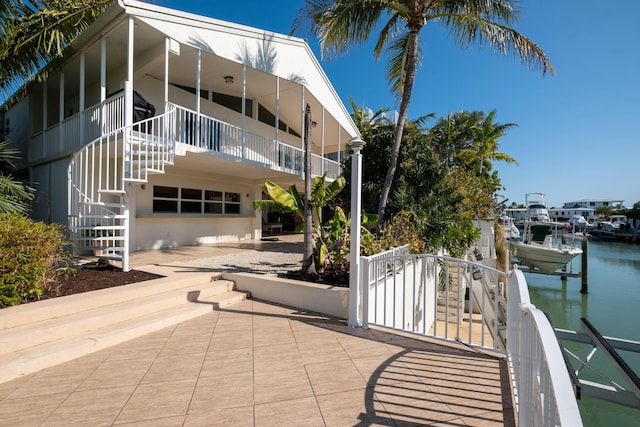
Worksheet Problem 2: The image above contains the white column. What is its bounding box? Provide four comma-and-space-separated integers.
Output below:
79, 52, 85, 144
348, 137, 366, 327
100, 37, 106, 133
241, 65, 247, 159
164, 38, 169, 109
122, 17, 134, 273
196, 49, 201, 146
337, 125, 341, 164
321, 106, 325, 175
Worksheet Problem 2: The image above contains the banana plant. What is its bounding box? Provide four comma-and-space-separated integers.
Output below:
253, 173, 346, 232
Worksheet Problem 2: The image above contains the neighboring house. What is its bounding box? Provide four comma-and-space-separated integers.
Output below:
549, 207, 596, 223
0, 0, 359, 270
561, 199, 625, 210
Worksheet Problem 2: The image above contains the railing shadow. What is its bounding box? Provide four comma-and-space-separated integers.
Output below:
212, 300, 516, 426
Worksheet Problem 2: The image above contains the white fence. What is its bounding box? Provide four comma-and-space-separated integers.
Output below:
360, 247, 583, 426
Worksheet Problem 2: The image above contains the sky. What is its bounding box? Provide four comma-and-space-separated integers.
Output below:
162, 1, 639, 208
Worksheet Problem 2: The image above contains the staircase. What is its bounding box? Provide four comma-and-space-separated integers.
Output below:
68, 105, 177, 268
0, 272, 248, 384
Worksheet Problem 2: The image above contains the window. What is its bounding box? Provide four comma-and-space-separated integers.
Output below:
153, 186, 178, 213
181, 188, 203, 213
212, 92, 253, 118
153, 186, 241, 215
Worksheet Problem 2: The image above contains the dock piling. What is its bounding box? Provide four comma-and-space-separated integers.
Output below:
581, 239, 588, 293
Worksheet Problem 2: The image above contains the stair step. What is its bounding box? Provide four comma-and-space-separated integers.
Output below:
0, 274, 247, 384
0, 280, 234, 356
97, 189, 126, 195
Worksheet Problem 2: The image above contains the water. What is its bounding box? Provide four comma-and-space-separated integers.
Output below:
524, 239, 640, 427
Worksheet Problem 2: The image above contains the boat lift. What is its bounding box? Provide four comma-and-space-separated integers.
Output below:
552, 317, 640, 409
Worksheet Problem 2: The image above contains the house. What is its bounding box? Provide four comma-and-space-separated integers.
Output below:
0, 1, 360, 270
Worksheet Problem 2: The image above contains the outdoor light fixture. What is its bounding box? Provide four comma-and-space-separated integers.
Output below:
311, 121, 317, 128
224, 75, 234, 84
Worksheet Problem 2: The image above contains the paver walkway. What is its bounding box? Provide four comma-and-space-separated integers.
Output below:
0, 236, 516, 426
0, 299, 515, 426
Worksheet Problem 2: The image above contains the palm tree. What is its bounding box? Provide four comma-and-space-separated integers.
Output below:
469, 109, 518, 175
0, 0, 113, 100
294, 0, 553, 222
0, 140, 33, 214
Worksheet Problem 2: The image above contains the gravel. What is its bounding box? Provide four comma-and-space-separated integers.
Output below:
189, 243, 303, 275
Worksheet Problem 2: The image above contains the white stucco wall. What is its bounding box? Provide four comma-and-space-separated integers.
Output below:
130, 170, 262, 251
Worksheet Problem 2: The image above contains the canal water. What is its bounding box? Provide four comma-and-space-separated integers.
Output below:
524, 239, 640, 427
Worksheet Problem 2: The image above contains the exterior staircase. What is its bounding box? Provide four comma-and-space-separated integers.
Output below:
68, 101, 177, 267
0, 272, 247, 384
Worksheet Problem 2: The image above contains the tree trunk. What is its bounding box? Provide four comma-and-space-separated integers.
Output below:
377, 29, 421, 223
302, 104, 317, 275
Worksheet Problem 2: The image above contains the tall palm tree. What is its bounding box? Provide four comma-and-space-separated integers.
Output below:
294, 0, 553, 222
0, 0, 114, 99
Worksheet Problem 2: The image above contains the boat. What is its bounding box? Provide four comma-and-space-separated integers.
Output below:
510, 193, 583, 274
499, 215, 520, 240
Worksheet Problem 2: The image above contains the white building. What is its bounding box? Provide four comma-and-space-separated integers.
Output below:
0, 1, 359, 270
561, 199, 625, 210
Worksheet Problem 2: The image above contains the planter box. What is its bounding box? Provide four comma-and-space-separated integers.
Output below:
222, 272, 349, 319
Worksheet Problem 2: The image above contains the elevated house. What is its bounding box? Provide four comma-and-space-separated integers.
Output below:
1, 1, 359, 270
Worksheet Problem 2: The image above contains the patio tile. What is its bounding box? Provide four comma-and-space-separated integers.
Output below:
188, 372, 254, 413
208, 330, 253, 351
315, 388, 395, 427
158, 332, 212, 356
254, 396, 324, 427
199, 347, 253, 378
184, 405, 254, 426
77, 357, 155, 390
41, 385, 135, 426
254, 366, 314, 404
305, 359, 367, 396
141, 353, 205, 384
114, 378, 196, 424
0, 392, 68, 426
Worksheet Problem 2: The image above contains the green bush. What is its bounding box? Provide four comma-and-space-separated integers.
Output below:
0, 213, 68, 307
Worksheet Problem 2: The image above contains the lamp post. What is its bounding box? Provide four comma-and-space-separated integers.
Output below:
348, 136, 365, 327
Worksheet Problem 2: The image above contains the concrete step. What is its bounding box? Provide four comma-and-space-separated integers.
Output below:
0, 273, 224, 329
0, 272, 247, 384
0, 280, 236, 356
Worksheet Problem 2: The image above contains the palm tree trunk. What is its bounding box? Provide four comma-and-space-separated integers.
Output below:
302, 104, 317, 275
377, 29, 420, 222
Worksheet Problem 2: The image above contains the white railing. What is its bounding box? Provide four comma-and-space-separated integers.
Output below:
362, 251, 505, 350
68, 106, 175, 261
507, 268, 583, 426
28, 93, 126, 163
172, 104, 338, 179
360, 248, 583, 426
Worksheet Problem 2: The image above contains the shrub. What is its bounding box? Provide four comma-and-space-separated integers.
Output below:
0, 213, 68, 307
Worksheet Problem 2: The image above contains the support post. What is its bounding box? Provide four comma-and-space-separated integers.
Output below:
348, 137, 366, 327
581, 239, 588, 293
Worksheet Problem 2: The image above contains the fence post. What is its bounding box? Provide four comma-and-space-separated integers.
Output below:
348, 137, 365, 327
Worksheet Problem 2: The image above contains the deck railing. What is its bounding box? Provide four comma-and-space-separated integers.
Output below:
29, 93, 126, 162
360, 248, 583, 426
173, 104, 339, 179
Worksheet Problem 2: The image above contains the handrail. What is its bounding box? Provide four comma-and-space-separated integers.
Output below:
360, 251, 583, 426
171, 103, 340, 179
67, 105, 176, 264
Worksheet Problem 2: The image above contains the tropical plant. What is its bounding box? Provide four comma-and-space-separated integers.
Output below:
294, 0, 553, 222
253, 173, 346, 232
0, 213, 67, 307
0, 0, 113, 100
0, 140, 33, 214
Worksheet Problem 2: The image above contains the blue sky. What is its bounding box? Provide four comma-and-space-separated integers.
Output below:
162, 0, 639, 208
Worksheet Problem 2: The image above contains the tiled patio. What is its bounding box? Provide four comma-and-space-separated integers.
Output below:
0, 297, 515, 426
